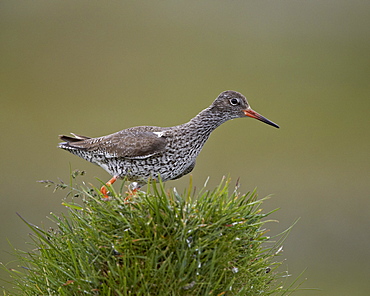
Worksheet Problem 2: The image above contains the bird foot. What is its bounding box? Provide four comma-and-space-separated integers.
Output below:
124, 187, 139, 201
100, 176, 118, 200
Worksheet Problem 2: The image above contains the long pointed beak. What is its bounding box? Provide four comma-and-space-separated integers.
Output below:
243, 108, 279, 128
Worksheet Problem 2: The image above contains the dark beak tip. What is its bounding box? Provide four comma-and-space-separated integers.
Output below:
243, 109, 279, 129
262, 119, 280, 129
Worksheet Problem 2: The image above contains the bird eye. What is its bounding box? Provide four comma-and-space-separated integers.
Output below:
229, 98, 239, 106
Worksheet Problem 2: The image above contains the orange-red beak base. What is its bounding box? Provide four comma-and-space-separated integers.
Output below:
243, 109, 279, 128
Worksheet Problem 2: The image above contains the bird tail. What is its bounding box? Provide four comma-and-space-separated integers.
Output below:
58, 133, 91, 148
60, 133, 91, 142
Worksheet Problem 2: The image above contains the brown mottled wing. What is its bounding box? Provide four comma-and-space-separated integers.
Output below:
62, 127, 167, 159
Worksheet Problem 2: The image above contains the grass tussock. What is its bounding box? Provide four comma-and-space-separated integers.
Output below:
2, 173, 298, 295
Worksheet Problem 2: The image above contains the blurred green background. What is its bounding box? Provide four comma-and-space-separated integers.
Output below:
1, 1, 369, 294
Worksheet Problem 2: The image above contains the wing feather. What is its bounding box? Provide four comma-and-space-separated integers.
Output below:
59, 127, 168, 159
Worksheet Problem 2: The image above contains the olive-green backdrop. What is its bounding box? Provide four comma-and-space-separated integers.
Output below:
1, 1, 369, 295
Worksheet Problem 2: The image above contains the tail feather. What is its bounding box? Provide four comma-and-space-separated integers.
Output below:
70, 133, 91, 140
59, 133, 91, 143
58, 133, 92, 150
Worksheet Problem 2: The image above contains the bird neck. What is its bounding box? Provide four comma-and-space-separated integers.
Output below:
182, 106, 228, 136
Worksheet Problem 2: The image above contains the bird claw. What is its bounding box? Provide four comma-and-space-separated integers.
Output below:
100, 185, 111, 200
100, 176, 118, 200
124, 187, 139, 200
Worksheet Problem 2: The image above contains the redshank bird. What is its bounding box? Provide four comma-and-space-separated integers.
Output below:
59, 90, 279, 198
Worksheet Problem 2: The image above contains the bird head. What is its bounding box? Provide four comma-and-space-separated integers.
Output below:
212, 90, 279, 128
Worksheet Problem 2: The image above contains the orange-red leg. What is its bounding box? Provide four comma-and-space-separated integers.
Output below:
100, 176, 118, 199
124, 187, 139, 200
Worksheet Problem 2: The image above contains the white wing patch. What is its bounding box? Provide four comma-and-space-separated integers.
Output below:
153, 131, 165, 137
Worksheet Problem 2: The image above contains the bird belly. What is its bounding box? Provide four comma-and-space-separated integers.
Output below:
100, 153, 197, 184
